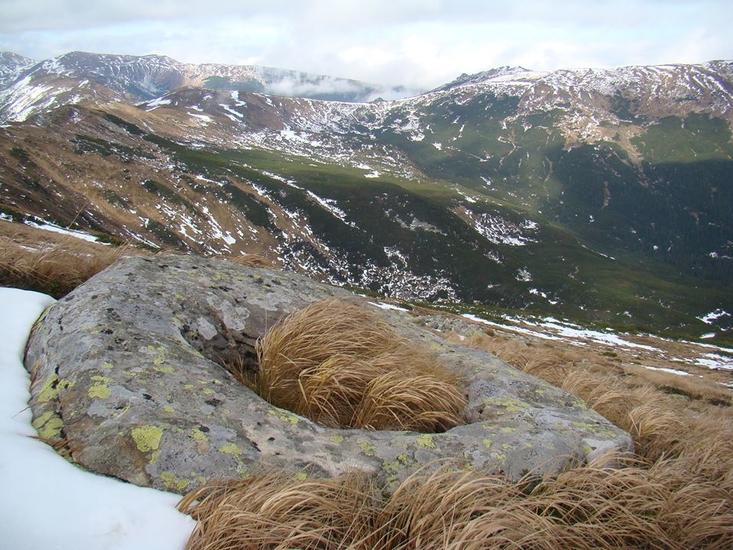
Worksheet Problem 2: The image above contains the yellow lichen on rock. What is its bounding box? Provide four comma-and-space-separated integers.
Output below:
131, 425, 164, 453
32, 411, 64, 440
87, 375, 112, 399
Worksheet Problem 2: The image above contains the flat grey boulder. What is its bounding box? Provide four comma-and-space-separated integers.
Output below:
24, 255, 632, 494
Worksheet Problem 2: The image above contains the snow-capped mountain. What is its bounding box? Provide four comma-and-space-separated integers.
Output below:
0, 52, 34, 86
0, 51, 411, 124
1, 51, 731, 341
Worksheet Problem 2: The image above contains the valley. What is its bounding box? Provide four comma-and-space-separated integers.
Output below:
1, 52, 732, 345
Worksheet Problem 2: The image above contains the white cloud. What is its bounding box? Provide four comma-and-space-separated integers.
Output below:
0, 0, 730, 89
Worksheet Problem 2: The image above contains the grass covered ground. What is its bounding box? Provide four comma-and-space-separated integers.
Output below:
0, 220, 134, 297
3, 220, 732, 549
179, 318, 733, 550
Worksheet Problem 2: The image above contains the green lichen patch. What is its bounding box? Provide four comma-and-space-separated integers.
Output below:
32, 411, 64, 440
482, 397, 532, 414
160, 471, 191, 492
88, 375, 113, 399
417, 434, 436, 449
573, 421, 602, 431
191, 427, 209, 442
131, 425, 164, 453
360, 441, 376, 456
382, 455, 411, 473
88, 385, 111, 399
268, 408, 300, 424
147, 345, 169, 367
37, 373, 59, 402
154, 365, 175, 373
220, 443, 243, 455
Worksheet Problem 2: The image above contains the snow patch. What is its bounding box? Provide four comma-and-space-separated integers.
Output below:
21, 217, 103, 243
458, 207, 538, 247
368, 301, 409, 312
145, 97, 171, 110
698, 309, 731, 325
306, 191, 354, 227
642, 366, 695, 377
0, 288, 195, 549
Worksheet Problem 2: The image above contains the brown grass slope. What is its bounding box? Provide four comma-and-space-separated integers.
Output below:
182, 317, 733, 549
0, 220, 274, 297
0, 221, 134, 297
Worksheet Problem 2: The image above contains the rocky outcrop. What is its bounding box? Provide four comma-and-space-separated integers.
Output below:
24, 255, 632, 494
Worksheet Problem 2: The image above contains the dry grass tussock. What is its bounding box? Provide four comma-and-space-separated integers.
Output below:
180, 472, 378, 550
0, 220, 278, 297
183, 318, 733, 549
226, 253, 276, 269
181, 456, 733, 550
0, 223, 136, 297
247, 298, 468, 432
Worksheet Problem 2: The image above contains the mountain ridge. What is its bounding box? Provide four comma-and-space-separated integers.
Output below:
0, 51, 414, 110
1, 51, 731, 343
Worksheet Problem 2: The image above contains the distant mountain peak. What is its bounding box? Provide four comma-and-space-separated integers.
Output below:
0, 51, 419, 108
0, 51, 36, 86
435, 66, 535, 91
0, 52, 732, 340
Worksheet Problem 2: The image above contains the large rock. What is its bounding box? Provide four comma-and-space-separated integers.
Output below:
24, 255, 632, 494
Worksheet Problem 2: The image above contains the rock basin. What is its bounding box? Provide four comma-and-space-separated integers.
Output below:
24, 255, 633, 494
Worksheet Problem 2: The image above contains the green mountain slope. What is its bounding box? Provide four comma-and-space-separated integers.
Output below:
1, 58, 732, 343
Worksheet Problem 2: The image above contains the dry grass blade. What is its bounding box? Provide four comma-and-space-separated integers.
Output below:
0, 226, 137, 297
355, 372, 467, 432
561, 370, 643, 427
370, 467, 528, 549
253, 298, 468, 431
180, 472, 376, 550
295, 356, 384, 428
179, 454, 733, 550
226, 253, 275, 268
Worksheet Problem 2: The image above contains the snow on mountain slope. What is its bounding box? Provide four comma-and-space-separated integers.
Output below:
1, 52, 732, 341
0, 52, 35, 87
0, 51, 411, 124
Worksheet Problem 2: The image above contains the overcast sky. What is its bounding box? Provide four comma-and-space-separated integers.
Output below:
1, 0, 730, 89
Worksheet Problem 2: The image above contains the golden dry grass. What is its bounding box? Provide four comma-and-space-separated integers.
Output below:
0, 222, 135, 297
226, 253, 277, 269
250, 298, 468, 432
181, 455, 733, 550
182, 317, 733, 550
179, 472, 378, 550
0, 220, 277, 297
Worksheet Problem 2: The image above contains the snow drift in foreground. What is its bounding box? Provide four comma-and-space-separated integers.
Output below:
0, 287, 195, 550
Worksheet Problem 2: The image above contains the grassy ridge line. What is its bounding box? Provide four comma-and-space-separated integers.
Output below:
0, 222, 134, 297
180, 325, 733, 550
